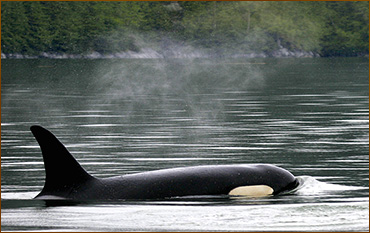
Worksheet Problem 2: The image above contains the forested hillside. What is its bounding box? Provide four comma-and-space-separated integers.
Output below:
1, 1, 368, 57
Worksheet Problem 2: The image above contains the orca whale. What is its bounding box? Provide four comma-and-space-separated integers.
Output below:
31, 125, 299, 200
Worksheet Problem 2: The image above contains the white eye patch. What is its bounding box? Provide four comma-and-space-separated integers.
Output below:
228, 185, 274, 197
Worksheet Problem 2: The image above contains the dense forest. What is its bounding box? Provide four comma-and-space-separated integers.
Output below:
1, 1, 369, 57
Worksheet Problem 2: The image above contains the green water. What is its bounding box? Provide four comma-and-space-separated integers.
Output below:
1, 58, 369, 231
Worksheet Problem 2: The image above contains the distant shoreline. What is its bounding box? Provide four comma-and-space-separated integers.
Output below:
3, 48, 368, 59
1, 47, 322, 59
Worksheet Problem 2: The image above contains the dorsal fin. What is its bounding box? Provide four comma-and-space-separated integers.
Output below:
31, 125, 93, 198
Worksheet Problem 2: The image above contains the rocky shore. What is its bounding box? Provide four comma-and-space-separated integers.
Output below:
1, 46, 320, 59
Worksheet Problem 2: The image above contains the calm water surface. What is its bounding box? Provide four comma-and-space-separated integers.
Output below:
1, 58, 369, 231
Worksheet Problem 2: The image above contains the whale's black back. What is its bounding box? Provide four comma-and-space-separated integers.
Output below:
31, 125, 298, 200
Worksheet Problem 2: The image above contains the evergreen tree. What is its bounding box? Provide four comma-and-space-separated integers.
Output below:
320, 1, 369, 56
1, 1, 368, 56
1, 2, 30, 54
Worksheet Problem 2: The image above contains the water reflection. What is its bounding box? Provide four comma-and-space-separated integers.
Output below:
1, 58, 368, 231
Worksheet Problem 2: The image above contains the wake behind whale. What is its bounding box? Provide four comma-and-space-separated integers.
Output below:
31, 125, 300, 201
